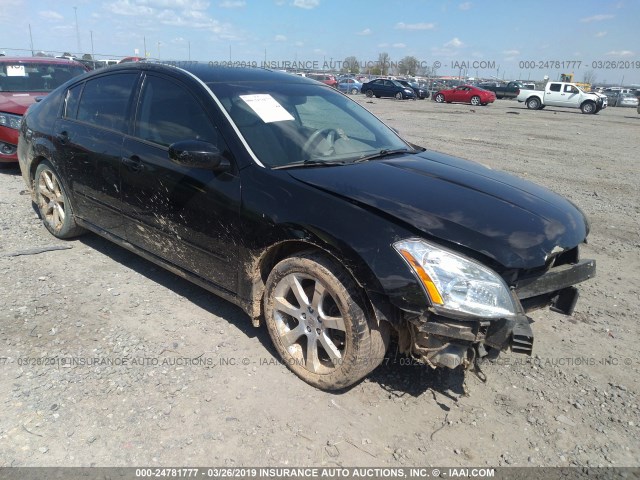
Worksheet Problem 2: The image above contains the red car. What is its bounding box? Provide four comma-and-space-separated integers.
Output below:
1, 57, 87, 165
307, 73, 338, 88
433, 85, 496, 106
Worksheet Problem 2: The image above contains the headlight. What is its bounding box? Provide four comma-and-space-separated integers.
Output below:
0, 112, 22, 130
394, 238, 517, 318
404, 89, 413, 94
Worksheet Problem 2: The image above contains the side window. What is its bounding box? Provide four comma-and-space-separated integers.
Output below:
63, 84, 82, 119
549, 83, 561, 92
76, 73, 137, 132
135, 75, 220, 148
564, 85, 578, 93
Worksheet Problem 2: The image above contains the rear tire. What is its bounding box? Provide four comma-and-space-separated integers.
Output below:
435, 93, 445, 103
526, 97, 541, 110
264, 252, 389, 390
34, 161, 84, 239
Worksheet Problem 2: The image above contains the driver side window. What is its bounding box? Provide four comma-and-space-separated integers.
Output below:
135, 74, 222, 148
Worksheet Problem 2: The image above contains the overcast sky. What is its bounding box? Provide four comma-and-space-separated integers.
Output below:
1, 0, 637, 84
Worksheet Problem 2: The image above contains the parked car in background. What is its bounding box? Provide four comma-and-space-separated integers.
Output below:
433, 85, 496, 106
361, 78, 416, 99
0, 56, 87, 166
76, 59, 103, 71
119, 56, 145, 63
477, 81, 524, 99
17, 63, 595, 390
337, 78, 362, 95
307, 73, 338, 88
397, 80, 429, 99
614, 92, 639, 108
97, 59, 119, 68
603, 91, 621, 106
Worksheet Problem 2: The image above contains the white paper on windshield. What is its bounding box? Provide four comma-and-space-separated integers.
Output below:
7, 65, 26, 77
239, 94, 294, 123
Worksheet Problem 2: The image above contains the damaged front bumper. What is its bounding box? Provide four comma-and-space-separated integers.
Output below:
403, 258, 596, 369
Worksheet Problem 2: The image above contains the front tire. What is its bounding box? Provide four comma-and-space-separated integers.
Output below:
470, 96, 481, 106
365, 89, 373, 98
264, 252, 389, 390
34, 161, 84, 239
350, 88, 359, 95
395, 92, 403, 100
581, 101, 596, 114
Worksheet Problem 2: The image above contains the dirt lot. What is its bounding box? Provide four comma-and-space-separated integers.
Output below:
1, 98, 639, 468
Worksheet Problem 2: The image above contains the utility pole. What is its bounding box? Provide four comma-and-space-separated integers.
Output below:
90, 30, 94, 59
74, 7, 81, 54
29, 24, 34, 56
144, 36, 147, 57
188, 41, 190, 61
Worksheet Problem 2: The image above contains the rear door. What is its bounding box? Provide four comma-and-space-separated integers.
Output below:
544, 83, 563, 106
54, 72, 139, 236
119, 72, 241, 292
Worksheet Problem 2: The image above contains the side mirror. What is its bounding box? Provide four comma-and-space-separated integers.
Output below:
168, 140, 230, 171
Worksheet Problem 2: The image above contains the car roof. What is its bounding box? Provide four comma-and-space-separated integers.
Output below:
85, 61, 319, 86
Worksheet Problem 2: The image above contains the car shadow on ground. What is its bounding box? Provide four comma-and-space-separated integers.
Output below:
0, 164, 21, 176
73, 232, 467, 399
78, 233, 264, 341
366, 344, 467, 406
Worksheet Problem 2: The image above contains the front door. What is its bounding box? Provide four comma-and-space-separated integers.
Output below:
120, 73, 241, 292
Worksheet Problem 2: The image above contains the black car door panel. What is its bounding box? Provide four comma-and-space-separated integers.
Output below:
120, 73, 241, 292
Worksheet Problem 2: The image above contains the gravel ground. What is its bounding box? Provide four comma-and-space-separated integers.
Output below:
0, 98, 639, 468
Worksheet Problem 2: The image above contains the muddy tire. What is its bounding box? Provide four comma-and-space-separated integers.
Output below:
34, 161, 84, 239
264, 252, 389, 390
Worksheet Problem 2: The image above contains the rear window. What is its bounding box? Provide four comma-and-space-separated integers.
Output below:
75, 73, 138, 132
0, 62, 86, 92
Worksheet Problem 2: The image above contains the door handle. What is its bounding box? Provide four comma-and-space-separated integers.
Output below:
121, 155, 144, 172
56, 131, 69, 144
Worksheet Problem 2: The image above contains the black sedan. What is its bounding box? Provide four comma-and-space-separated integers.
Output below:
360, 78, 416, 99
18, 63, 595, 390
397, 80, 429, 99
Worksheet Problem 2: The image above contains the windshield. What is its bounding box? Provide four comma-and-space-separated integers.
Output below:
210, 81, 411, 168
0, 62, 86, 93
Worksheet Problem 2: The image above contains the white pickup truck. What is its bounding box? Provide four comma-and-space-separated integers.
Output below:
517, 81, 608, 114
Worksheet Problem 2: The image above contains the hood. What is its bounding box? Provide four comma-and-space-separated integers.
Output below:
0, 92, 43, 115
287, 151, 589, 269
